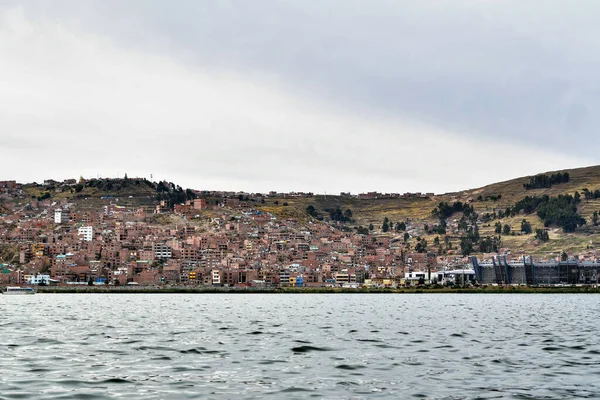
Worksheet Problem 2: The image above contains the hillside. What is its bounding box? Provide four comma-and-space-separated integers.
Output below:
20, 178, 185, 211
6, 165, 600, 257
258, 165, 600, 257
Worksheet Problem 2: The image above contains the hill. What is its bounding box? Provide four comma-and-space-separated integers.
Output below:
257, 165, 600, 257
20, 177, 191, 211
6, 165, 600, 257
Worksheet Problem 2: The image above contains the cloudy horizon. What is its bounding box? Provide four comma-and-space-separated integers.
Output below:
1, 1, 598, 194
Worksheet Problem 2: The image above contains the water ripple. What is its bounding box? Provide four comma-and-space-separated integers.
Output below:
1, 293, 598, 399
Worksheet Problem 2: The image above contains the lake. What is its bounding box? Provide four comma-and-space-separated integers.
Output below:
1, 294, 599, 399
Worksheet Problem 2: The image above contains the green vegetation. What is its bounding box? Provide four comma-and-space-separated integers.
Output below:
432, 201, 474, 220
356, 226, 370, 235
155, 181, 196, 209
382, 217, 390, 232
414, 237, 428, 253
537, 196, 585, 232
494, 221, 502, 234
513, 194, 585, 232
306, 205, 318, 217
477, 194, 502, 202
520, 219, 532, 234
524, 172, 569, 190
327, 207, 353, 223
582, 188, 600, 199
535, 229, 549, 242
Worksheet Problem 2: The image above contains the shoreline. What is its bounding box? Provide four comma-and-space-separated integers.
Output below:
20, 286, 600, 294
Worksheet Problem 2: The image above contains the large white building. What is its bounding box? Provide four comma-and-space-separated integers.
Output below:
78, 226, 93, 242
54, 209, 70, 224
25, 274, 50, 285
153, 243, 172, 259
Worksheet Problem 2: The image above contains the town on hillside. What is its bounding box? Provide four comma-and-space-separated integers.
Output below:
0, 178, 471, 288
1, 176, 600, 289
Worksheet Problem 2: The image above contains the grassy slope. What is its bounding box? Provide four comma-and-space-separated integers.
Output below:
259, 165, 600, 256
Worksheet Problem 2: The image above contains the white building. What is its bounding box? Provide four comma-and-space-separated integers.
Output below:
153, 243, 172, 260
212, 269, 221, 285
54, 209, 70, 224
25, 274, 50, 285
78, 226, 93, 242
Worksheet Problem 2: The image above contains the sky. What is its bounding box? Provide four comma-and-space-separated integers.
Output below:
1, 1, 598, 194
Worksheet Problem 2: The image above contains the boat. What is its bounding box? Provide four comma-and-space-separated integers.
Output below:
2, 286, 36, 295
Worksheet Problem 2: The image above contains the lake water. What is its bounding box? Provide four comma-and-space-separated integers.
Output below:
1, 294, 599, 399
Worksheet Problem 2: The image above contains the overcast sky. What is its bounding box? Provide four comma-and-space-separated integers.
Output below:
1, 1, 598, 194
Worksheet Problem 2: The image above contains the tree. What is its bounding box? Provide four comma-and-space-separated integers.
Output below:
460, 237, 474, 256
368, 223, 374, 231
594, 211, 599, 226
403, 232, 410, 242
88, 277, 94, 286
306, 205, 317, 217
357, 226, 369, 235
472, 225, 480, 242
433, 236, 440, 246
395, 222, 406, 231
561, 251, 568, 261
479, 236, 501, 253
458, 217, 468, 232
344, 209, 353, 221
535, 229, 549, 242
444, 236, 452, 250
520, 219, 532, 234
415, 238, 427, 253
494, 222, 502, 234
186, 189, 197, 200
502, 224, 511, 235
382, 217, 390, 233
156, 181, 169, 192
524, 172, 570, 190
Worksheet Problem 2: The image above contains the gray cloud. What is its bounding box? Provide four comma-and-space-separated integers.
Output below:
0, 1, 597, 193
43, 0, 600, 154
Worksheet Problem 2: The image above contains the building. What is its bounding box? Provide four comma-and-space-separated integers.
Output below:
193, 199, 207, 210
212, 269, 221, 285
54, 209, 70, 224
78, 226, 93, 242
472, 256, 600, 286
25, 274, 51, 285
153, 243, 172, 260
